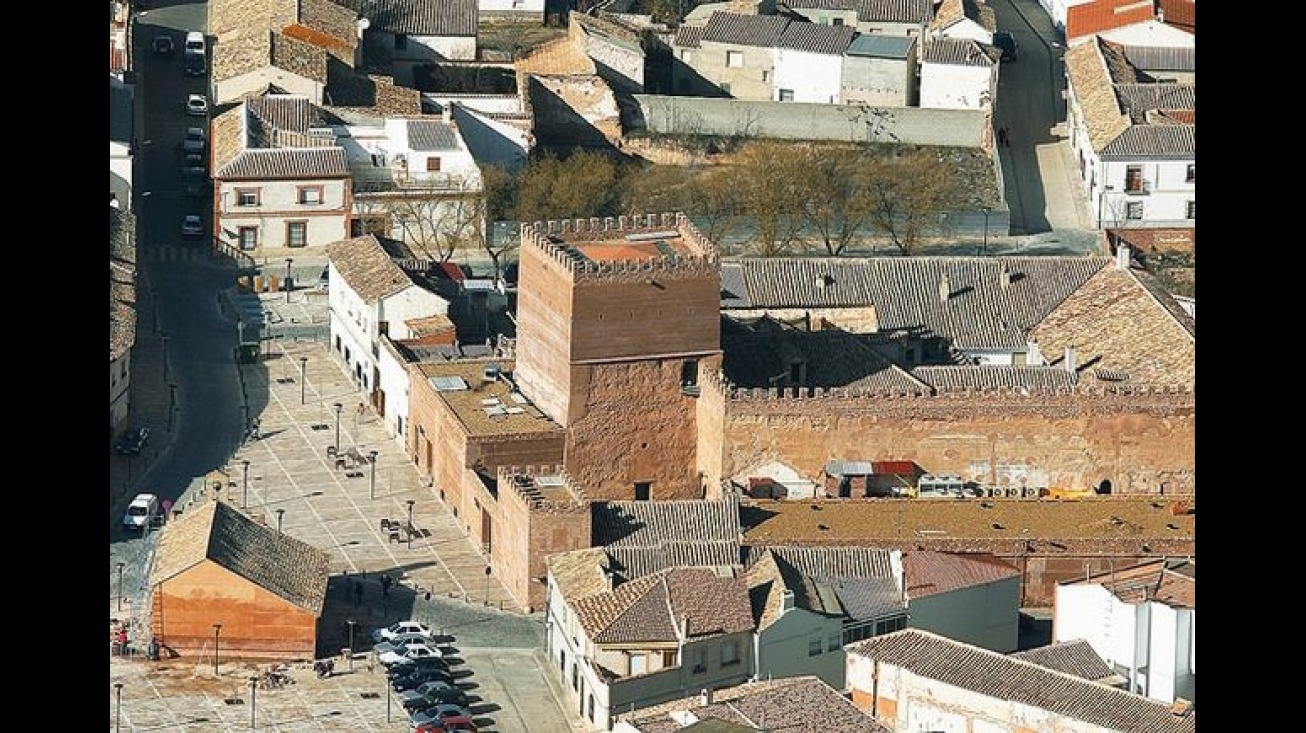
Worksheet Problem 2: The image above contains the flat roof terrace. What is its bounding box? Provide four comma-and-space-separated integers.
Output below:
416, 360, 563, 439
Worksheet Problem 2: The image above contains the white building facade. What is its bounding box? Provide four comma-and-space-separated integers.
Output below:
919, 38, 996, 110
774, 47, 846, 103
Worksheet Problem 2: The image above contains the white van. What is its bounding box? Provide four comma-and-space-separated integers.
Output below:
123, 493, 160, 530
184, 31, 206, 58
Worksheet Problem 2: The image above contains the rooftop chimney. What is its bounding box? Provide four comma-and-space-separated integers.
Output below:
1115, 243, 1131, 270
780, 588, 795, 613
1063, 347, 1077, 374
699, 688, 713, 707
938, 272, 951, 302
442, 102, 453, 124
999, 265, 1011, 290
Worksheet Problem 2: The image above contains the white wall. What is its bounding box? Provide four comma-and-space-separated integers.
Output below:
1096, 159, 1195, 228
450, 105, 531, 174
376, 338, 412, 439
1098, 21, 1195, 48
774, 49, 845, 103
478, 0, 545, 14
938, 19, 993, 45
110, 141, 132, 190
756, 605, 846, 689
908, 577, 1020, 653
214, 68, 323, 106
217, 177, 351, 250
841, 55, 914, 107
920, 62, 994, 110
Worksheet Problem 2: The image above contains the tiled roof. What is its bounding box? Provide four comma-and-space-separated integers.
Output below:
1066, 37, 1193, 158
722, 257, 1108, 351
1028, 264, 1195, 387
216, 147, 350, 179
721, 316, 929, 393
606, 541, 741, 582
1069, 558, 1195, 609
745, 545, 896, 579
673, 24, 704, 49
1121, 45, 1195, 72
298, 0, 359, 53
745, 546, 902, 627
902, 551, 1020, 599
845, 34, 914, 58
360, 0, 478, 37
848, 629, 1196, 733
911, 365, 1078, 390
592, 497, 740, 547
109, 207, 137, 362
326, 234, 415, 303
855, 0, 932, 22
1065, 38, 1131, 153
1099, 125, 1193, 158
922, 36, 996, 66
701, 12, 790, 48
151, 500, 332, 613
1066, 0, 1156, 41
324, 72, 424, 115
741, 496, 1195, 545
516, 35, 596, 75
247, 94, 322, 133
931, 0, 995, 33
1157, 0, 1194, 31
832, 575, 904, 620
621, 676, 889, 733
407, 120, 460, 151
1115, 84, 1195, 121
600, 578, 679, 643
547, 548, 613, 603
778, 22, 856, 55
573, 567, 754, 644
1010, 639, 1119, 683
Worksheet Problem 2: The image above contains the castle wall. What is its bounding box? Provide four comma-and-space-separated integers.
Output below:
495, 466, 592, 612
721, 387, 1195, 495
512, 236, 576, 426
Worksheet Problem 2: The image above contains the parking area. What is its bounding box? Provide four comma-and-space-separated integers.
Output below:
110, 281, 586, 732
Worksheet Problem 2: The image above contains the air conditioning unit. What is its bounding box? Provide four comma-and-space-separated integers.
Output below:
1006, 486, 1022, 498
1022, 486, 1039, 499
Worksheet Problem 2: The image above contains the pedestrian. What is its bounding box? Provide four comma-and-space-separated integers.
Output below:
353, 580, 363, 607
380, 574, 392, 598
998, 127, 1010, 147
117, 629, 129, 656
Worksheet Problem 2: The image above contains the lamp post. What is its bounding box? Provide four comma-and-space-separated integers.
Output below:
161, 334, 170, 382
1096, 184, 1116, 230
285, 258, 293, 303
212, 623, 222, 676
484, 565, 492, 607
242, 460, 251, 508
114, 682, 124, 733
117, 562, 125, 612
406, 500, 415, 549
249, 676, 258, 729
369, 450, 378, 499
981, 206, 991, 256
333, 402, 343, 453
276, 509, 285, 534
299, 357, 308, 405
347, 619, 356, 671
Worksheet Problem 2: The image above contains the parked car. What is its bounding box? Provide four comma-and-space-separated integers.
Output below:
152, 35, 174, 56
115, 426, 151, 455
372, 621, 435, 645
185, 53, 206, 77
182, 127, 207, 153
375, 631, 442, 656
186, 93, 208, 116
182, 215, 203, 237
387, 656, 450, 680
391, 666, 455, 692
381, 642, 443, 667
994, 31, 1017, 62
414, 716, 477, 733
401, 681, 468, 711
122, 492, 160, 530
409, 704, 473, 729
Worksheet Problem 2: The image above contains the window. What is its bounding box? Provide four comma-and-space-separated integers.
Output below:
721, 641, 740, 667
1125, 201, 1144, 220
828, 633, 842, 652
874, 616, 907, 635
662, 650, 677, 667
761, 70, 769, 82
779, 89, 794, 102
1185, 164, 1195, 183
426, 157, 442, 172
630, 653, 647, 675
726, 50, 743, 68
236, 189, 260, 207
832, 18, 844, 26
1186, 201, 1195, 219
238, 226, 258, 250
692, 648, 707, 674
1124, 165, 1144, 192
635, 482, 651, 501
298, 186, 323, 205
808, 637, 823, 657
286, 221, 308, 248
395, 34, 408, 51
681, 359, 699, 391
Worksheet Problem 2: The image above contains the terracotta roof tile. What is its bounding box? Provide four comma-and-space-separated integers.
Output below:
358, 0, 478, 36
516, 36, 595, 75
902, 550, 1019, 599
109, 208, 137, 362
605, 542, 741, 582
326, 234, 416, 302
923, 37, 997, 67
547, 547, 613, 603
701, 12, 789, 48
573, 568, 754, 644
1067, 557, 1194, 608
1066, 0, 1157, 41
151, 500, 332, 613
784, 0, 932, 23
912, 365, 1078, 390
216, 147, 349, 179
931, 0, 996, 32
849, 629, 1195, 733
622, 676, 889, 733
593, 497, 741, 547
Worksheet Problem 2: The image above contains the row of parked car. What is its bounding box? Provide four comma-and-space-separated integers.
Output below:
372, 621, 478, 733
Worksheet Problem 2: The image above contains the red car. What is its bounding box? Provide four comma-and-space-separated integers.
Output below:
414, 716, 476, 733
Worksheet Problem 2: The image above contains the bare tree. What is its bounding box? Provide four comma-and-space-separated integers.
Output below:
864, 149, 962, 255
474, 165, 518, 282
375, 173, 483, 262
735, 141, 809, 257
799, 145, 877, 256
685, 166, 744, 250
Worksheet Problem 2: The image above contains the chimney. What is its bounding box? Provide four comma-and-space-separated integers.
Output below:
866, 303, 878, 332
938, 272, 951, 302
680, 616, 689, 640
699, 688, 713, 707
1115, 243, 1131, 269
999, 265, 1011, 290
1026, 340, 1044, 366
1063, 347, 1077, 374
442, 102, 453, 124
780, 589, 795, 613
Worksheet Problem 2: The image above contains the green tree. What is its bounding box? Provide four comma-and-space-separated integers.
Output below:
514, 150, 624, 222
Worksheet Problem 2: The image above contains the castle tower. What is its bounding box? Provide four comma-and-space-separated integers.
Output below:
514, 213, 722, 501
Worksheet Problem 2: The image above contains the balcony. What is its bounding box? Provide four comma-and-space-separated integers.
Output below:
350, 165, 478, 195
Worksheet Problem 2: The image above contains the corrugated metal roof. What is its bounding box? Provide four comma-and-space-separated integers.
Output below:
1121, 44, 1195, 72
825, 460, 875, 476
846, 34, 914, 58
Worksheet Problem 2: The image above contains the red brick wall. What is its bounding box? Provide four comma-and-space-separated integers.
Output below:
513, 238, 576, 425
495, 475, 591, 612
568, 272, 720, 365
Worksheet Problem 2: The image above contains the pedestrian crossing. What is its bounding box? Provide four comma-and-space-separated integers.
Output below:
145, 246, 211, 262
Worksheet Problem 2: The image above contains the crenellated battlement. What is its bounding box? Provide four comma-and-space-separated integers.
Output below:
498, 464, 589, 511
519, 212, 720, 283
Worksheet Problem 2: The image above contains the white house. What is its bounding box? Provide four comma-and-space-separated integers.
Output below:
546, 555, 756, 730
841, 34, 917, 106
929, 0, 996, 45
1065, 36, 1195, 230
773, 22, 856, 103
846, 629, 1196, 733
1097, 18, 1194, 48
358, 0, 479, 87
902, 551, 1021, 652
375, 315, 458, 440
212, 95, 353, 254
918, 37, 997, 110
1053, 558, 1195, 704
784, 0, 933, 37
326, 234, 449, 396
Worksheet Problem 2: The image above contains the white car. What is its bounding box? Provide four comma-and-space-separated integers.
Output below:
371, 620, 434, 645
186, 94, 208, 116
379, 642, 443, 667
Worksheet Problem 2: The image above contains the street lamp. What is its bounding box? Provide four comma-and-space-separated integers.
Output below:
276, 509, 285, 534
406, 500, 415, 549
369, 450, 379, 499
299, 357, 308, 405
161, 334, 171, 381
333, 402, 343, 453
285, 258, 294, 303
249, 676, 258, 729
1097, 184, 1116, 230
212, 623, 222, 676
117, 562, 125, 612
484, 565, 492, 607
347, 619, 356, 672
981, 206, 991, 256
114, 682, 124, 733
242, 460, 251, 508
